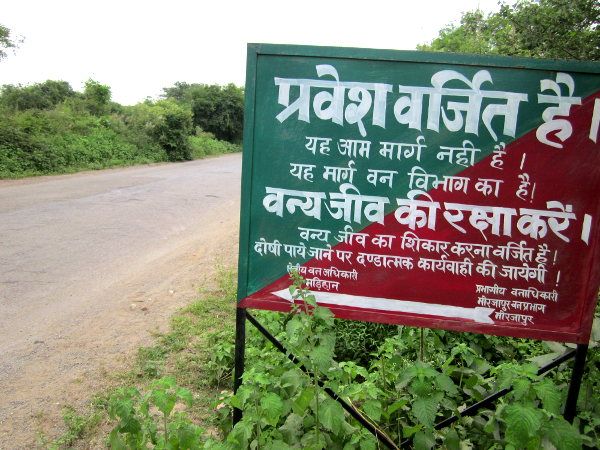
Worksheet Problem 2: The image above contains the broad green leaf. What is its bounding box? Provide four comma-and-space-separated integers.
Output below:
512, 378, 532, 401
359, 434, 377, 450
339, 361, 369, 380
410, 378, 432, 397
402, 424, 423, 438
227, 420, 253, 448
293, 386, 315, 414
503, 404, 542, 448
313, 305, 334, 322
533, 379, 561, 414
319, 398, 346, 435
443, 427, 460, 450
310, 344, 334, 373
280, 369, 303, 394
414, 430, 436, 450
176, 387, 193, 406
483, 415, 498, 435
108, 429, 127, 450
264, 440, 292, 450
260, 392, 284, 424
318, 332, 336, 353
362, 399, 382, 422
386, 399, 408, 416
150, 389, 176, 416
398, 366, 419, 388
543, 417, 583, 450
472, 358, 491, 375
153, 376, 176, 389
229, 385, 252, 409
279, 413, 304, 443
169, 419, 204, 448
412, 395, 440, 428
435, 373, 458, 396
300, 429, 327, 449
415, 362, 440, 380
304, 294, 317, 308
286, 318, 303, 339
494, 364, 519, 390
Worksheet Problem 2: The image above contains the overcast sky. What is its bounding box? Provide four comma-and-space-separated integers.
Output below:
1, 0, 501, 105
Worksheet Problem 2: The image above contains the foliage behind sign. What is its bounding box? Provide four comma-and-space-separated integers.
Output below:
237, 44, 600, 343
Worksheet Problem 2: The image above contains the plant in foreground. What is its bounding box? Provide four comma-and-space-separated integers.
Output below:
108, 376, 203, 449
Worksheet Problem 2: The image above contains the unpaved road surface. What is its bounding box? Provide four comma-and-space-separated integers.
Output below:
0, 154, 241, 448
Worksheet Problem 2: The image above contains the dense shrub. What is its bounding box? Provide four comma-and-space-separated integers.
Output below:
163, 83, 244, 144
150, 100, 193, 161
0, 120, 47, 175
0, 79, 241, 178
121, 100, 193, 162
189, 131, 240, 159
333, 319, 397, 366
0, 80, 75, 111
204, 284, 600, 449
0, 105, 164, 177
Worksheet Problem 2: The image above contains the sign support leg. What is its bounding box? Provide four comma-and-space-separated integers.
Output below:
232, 307, 247, 426
245, 311, 399, 450
563, 343, 588, 423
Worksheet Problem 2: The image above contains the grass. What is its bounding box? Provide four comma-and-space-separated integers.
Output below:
46, 267, 237, 448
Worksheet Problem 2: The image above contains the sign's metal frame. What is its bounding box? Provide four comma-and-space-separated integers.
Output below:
234, 43, 599, 447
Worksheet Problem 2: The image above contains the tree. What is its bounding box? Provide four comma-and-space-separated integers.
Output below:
150, 100, 193, 161
124, 100, 193, 161
0, 24, 21, 61
418, 0, 600, 61
0, 80, 76, 111
83, 79, 111, 116
163, 83, 244, 143
162, 82, 192, 103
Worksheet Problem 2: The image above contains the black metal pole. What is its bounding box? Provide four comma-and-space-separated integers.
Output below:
564, 343, 589, 423
232, 307, 247, 426
432, 348, 577, 431
246, 312, 399, 450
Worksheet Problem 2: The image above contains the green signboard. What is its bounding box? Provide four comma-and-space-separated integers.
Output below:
237, 44, 600, 343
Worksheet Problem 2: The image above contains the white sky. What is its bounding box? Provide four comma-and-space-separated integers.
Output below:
0, 0, 501, 105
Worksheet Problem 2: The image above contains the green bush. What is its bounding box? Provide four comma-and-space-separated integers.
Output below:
0, 79, 242, 178
204, 278, 600, 449
188, 131, 240, 159
108, 377, 204, 449
0, 120, 47, 175
0, 80, 75, 111
333, 319, 397, 366
149, 100, 193, 161
163, 83, 244, 144
0, 105, 167, 177
121, 100, 193, 162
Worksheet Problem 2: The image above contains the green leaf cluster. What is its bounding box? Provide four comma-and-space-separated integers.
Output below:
0, 78, 242, 177
418, 0, 599, 61
206, 280, 600, 449
0, 23, 21, 61
108, 377, 204, 449
163, 83, 244, 144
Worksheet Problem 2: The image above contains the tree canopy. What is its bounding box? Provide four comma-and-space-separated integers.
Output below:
163, 83, 244, 143
0, 80, 76, 111
0, 24, 21, 61
418, 0, 599, 61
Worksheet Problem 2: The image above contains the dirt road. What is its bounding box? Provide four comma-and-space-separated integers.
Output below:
0, 154, 241, 448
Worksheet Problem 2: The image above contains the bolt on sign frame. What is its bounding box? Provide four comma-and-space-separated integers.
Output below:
235, 43, 600, 447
